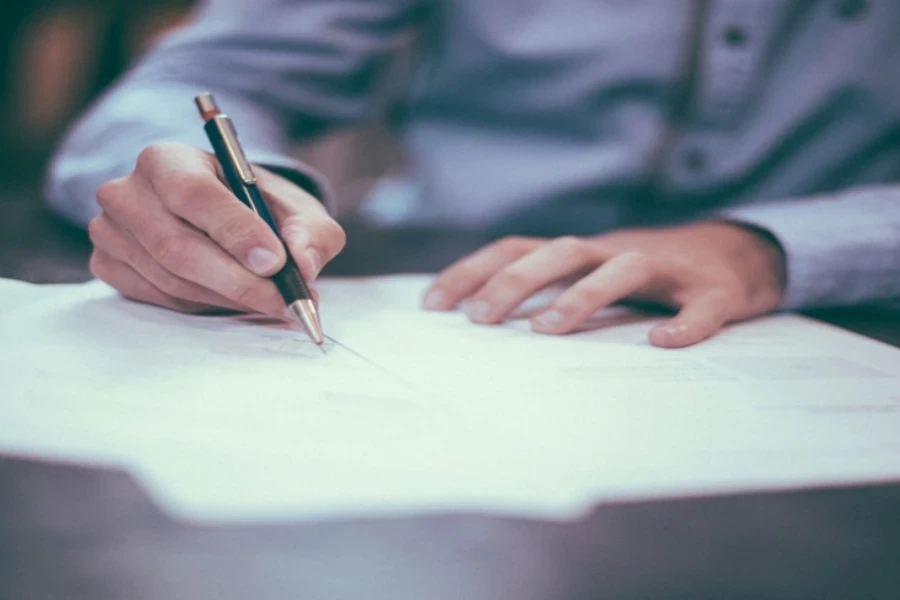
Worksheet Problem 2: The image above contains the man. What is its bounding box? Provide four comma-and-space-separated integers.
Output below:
47, 0, 900, 348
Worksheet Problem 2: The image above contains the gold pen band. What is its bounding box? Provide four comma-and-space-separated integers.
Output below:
212, 115, 257, 185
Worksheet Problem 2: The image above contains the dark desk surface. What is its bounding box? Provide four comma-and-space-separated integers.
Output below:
2, 189, 900, 600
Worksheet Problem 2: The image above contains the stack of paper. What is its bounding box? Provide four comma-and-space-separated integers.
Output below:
1, 276, 899, 523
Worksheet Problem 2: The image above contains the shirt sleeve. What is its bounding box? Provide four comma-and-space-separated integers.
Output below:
720, 186, 900, 310
45, 0, 425, 226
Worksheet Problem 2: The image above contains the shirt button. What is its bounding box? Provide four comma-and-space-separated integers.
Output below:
683, 148, 707, 173
835, 0, 868, 20
722, 25, 748, 47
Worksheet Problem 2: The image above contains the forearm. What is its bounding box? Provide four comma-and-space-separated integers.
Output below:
46, 0, 424, 226
46, 83, 329, 226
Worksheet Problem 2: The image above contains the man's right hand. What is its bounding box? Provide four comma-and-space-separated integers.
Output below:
88, 142, 346, 316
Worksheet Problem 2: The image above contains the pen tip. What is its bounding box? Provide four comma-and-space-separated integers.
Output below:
287, 300, 325, 347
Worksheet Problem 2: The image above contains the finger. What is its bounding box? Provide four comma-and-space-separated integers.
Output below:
259, 168, 347, 282
88, 215, 248, 313
138, 145, 288, 277
100, 185, 285, 317
531, 252, 659, 335
463, 236, 605, 325
422, 236, 542, 311
648, 291, 731, 349
90, 250, 217, 314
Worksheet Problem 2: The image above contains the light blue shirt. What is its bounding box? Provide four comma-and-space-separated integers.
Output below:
47, 0, 900, 310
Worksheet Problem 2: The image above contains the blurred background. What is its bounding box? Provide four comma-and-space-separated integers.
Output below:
0, 0, 195, 186
0, 0, 194, 281
0, 0, 411, 282
0, 0, 408, 205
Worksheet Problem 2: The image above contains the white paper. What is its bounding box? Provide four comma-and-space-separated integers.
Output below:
1, 275, 899, 524
0, 279, 75, 315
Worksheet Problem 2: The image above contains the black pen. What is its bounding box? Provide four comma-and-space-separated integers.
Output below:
194, 92, 325, 348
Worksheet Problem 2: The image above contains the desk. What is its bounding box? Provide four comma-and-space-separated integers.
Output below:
2, 189, 900, 600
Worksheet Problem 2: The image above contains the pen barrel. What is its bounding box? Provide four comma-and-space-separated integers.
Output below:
205, 120, 252, 208
271, 255, 314, 301
205, 119, 314, 303
245, 185, 315, 301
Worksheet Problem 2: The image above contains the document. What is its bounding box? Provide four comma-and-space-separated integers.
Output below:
1, 275, 899, 524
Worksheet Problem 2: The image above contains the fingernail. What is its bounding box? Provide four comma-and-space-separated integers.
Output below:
656, 324, 688, 340
306, 248, 324, 279
533, 309, 564, 331
465, 300, 493, 323
247, 247, 280, 276
423, 289, 447, 310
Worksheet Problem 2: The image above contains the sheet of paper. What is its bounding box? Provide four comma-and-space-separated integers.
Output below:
1, 275, 899, 524
0, 279, 76, 315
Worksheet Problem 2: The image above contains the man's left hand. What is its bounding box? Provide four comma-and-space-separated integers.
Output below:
423, 222, 786, 348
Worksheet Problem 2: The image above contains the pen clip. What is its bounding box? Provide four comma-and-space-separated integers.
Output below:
213, 115, 257, 185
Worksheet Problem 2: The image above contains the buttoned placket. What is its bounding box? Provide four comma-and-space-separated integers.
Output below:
655, 1, 780, 199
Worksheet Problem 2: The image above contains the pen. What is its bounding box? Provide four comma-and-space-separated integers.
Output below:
194, 92, 325, 348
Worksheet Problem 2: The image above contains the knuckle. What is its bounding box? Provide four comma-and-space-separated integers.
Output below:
279, 216, 305, 245
135, 143, 169, 174
491, 268, 530, 292
302, 218, 347, 257
279, 215, 303, 240
618, 251, 655, 276
433, 266, 470, 290
215, 214, 261, 249
95, 178, 127, 212
551, 236, 589, 257
435, 236, 518, 290
88, 251, 108, 280
86, 217, 105, 246
324, 219, 347, 253
165, 172, 215, 212
497, 236, 531, 253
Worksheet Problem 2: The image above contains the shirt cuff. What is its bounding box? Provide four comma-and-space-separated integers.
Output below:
719, 194, 898, 310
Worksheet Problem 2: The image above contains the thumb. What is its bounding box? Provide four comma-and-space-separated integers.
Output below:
649, 292, 730, 349
145, 146, 288, 278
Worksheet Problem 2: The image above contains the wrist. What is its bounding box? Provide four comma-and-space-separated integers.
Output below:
692, 220, 787, 309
